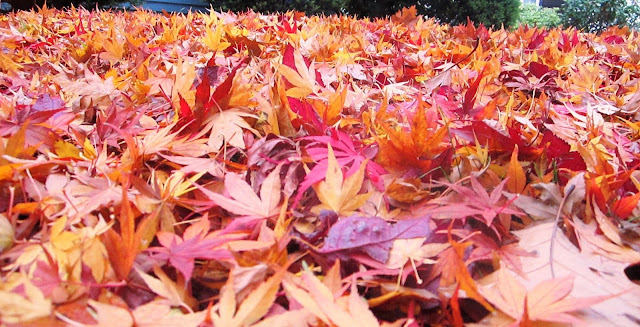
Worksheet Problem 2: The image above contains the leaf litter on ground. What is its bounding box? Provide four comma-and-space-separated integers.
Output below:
0, 5, 639, 326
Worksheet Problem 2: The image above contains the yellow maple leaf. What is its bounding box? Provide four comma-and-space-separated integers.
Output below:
0, 214, 13, 252
0, 52, 23, 76
0, 275, 52, 323
53, 140, 82, 160
312, 144, 370, 216
202, 19, 231, 52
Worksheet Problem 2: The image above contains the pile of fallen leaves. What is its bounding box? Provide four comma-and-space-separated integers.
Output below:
1, 5, 640, 326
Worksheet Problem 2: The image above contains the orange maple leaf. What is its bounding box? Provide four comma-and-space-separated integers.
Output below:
375, 98, 452, 178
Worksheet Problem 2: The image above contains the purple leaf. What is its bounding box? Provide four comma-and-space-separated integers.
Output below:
318, 215, 431, 263
32, 94, 65, 112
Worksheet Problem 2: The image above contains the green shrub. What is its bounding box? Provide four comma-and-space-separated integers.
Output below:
560, 0, 640, 33
7, 0, 137, 10
517, 3, 561, 28
466, 0, 522, 27
345, 0, 415, 18
348, 0, 522, 27
213, 0, 347, 15
221, 0, 521, 28
421, 0, 522, 27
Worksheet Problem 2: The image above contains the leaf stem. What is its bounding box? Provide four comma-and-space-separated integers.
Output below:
550, 184, 576, 278
419, 37, 480, 86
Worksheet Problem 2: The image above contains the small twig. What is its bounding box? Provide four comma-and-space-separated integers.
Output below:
420, 37, 481, 87
550, 184, 576, 278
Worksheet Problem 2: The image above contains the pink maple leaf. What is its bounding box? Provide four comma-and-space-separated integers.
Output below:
147, 217, 239, 280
